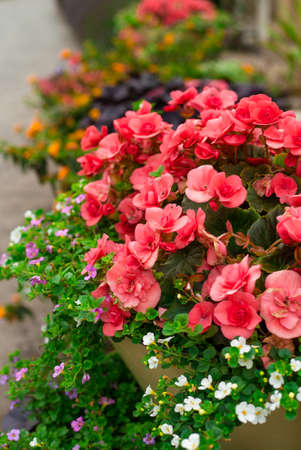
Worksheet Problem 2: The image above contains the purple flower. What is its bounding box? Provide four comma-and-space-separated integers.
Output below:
0, 374, 8, 385
0, 253, 8, 266
53, 362, 64, 378
46, 245, 53, 253
98, 396, 115, 406
9, 400, 20, 411
71, 239, 77, 247
143, 434, 156, 445
75, 194, 86, 204
26, 242, 39, 259
7, 429, 20, 441
65, 388, 78, 400
29, 256, 44, 265
49, 381, 58, 389
81, 264, 97, 281
94, 307, 103, 323
82, 373, 90, 384
71, 416, 84, 432
72, 446, 80, 450
93, 426, 98, 431
15, 368, 28, 381
30, 276, 46, 286
53, 304, 60, 312
31, 217, 43, 226
62, 205, 73, 215
55, 229, 69, 237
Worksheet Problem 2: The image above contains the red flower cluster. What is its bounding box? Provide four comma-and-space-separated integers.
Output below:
78, 84, 301, 340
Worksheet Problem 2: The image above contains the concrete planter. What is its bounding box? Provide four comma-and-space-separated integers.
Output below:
113, 338, 301, 450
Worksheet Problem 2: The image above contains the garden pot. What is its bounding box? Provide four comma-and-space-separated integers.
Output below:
113, 338, 301, 450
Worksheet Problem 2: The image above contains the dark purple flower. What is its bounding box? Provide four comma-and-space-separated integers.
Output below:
7, 429, 20, 441
94, 307, 103, 323
26, 242, 39, 259
71, 416, 84, 432
81, 264, 97, 281
143, 434, 156, 445
29, 257, 44, 265
65, 388, 78, 400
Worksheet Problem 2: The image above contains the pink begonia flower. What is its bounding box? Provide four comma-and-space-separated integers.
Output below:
80, 125, 102, 151
287, 194, 301, 207
95, 133, 123, 160
210, 256, 261, 301
106, 255, 161, 313
253, 175, 274, 198
271, 173, 297, 204
84, 234, 121, 266
188, 302, 214, 333
164, 87, 198, 111
260, 270, 301, 339
128, 224, 160, 269
133, 173, 174, 210
214, 292, 261, 339
276, 206, 301, 244
209, 172, 247, 208
118, 196, 144, 224
130, 154, 163, 190
194, 142, 219, 160
235, 94, 282, 126
283, 118, 301, 155
128, 112, 164, 139
145, 204, 189, 233
188, 87, 237, 112
91, 281, 110, 300
84, 169, 111, 203
186, 165, 217, 203
175, 209, 197, 249
200, 110, 234, 141
99, 297, 131, 337
77, 152, 104, 177
80, 194, 103, 227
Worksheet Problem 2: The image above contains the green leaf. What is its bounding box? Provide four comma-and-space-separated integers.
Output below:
160, 243, 205, 279
173, 313, 189, 330
247, 186, 278, 213
145, 308, 158, 320
248, 205, 284, 249
203, 347, 217, 361
259, 245, 295, 273
162, 322, 175, 336
228, 207, 260, 234
163, 299, 191, 320
149, 165, 165, 177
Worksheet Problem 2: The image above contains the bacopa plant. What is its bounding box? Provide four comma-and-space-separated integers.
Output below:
1, 85, 301, 448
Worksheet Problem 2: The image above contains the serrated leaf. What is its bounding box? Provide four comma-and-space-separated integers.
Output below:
248, 205, 283, 249
160, 244, 205, 279
259, 245, 295, 273
247, 186, 278, 213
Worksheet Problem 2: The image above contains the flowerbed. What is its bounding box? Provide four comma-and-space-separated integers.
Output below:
1, 84, 301, 448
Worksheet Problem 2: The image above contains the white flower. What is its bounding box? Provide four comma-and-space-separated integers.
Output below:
143, 332, 155, 346
198, 375, 213, 391
161, 424, 173, 435
75, 299, 81, 305
171, 434, 180, 448
238, 358, 253, 369
231, 337, 251, 355
214, 381, 232, 400
183, 396, 202, 412
175, 375, 188, 387
44, 337, 49, 344
181, 433, 200, 449
29, 437, 38, 447
236, 402, 256, 424
47, 228, 53, 236
149, 405, 160, 417
297, 387, 301, 402
269, 371, 284, 389
267, 390, 282, 411
144, 385, 153, 396
40, 324, 47, 332
24, 210, 35, 220
174, 403, 185, 415
290, 358, 301, 372
148, 356, 159, 369
158, 336, 174, 344
253, 407, 269, 424
10, 226, 23, 244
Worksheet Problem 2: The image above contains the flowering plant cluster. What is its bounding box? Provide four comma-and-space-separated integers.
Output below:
1, 85, 301, 447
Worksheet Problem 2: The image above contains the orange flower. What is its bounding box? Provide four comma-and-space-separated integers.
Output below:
25, 118, 43, 139
26, 74, 37, 84
66, 141, 78, 150
242, 64, 255, 76
57, 166, 69, 180
88, 108, 101, 121
48, 141, 61, 158
112, 62, 127, 74
163, 32, 175, 46
92, 87, 102, 98
74, 94, 90, 107
0, 306, 6, 319
60, 48, 72, 59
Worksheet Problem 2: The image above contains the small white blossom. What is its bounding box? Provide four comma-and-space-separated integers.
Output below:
160, 424, 173, 435
175, 375, 188, 387
144, 385, 153, 396
47, 228, 53, 236
158, 336, 174, 344
238, 358, 253, 369
75, 299, 81, 305
148, 356, 159, 369
236, 402, 256, 424
171, 434, 180, 448
149, 405, 160, 417
214, 381, 232, 400
198, 375, 212, 390
290, 358, 301, 372
143, 332, 155, 346
41, 324, 47, 332
269, 371, 284, 389
181, 433, 200, 449
297, 387, 301, 402
24, 210, 35, 220
253, 407, 269, 424
183, 396, 202, 412
231, 337, 251, 355
174, 403, 185, 415
10, 226, 23, 244
44, 337, 49, 344
29, 437, 39, 447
